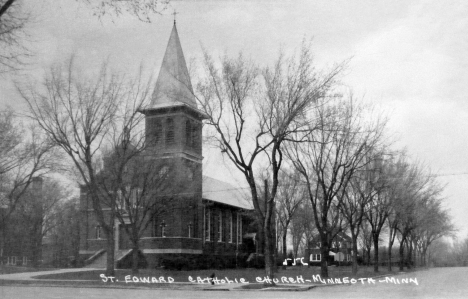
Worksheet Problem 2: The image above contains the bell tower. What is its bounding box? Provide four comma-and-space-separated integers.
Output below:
140, 23, 206, 240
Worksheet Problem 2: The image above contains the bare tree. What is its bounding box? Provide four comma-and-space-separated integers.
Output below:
384, 160, 405, 271
415, 201, 454, 267
287, 199, 317, 261
300, 200, 317, 257
196, 44, 342, 280
44, 196, 81, 267
82, 0, 170, 22
19, 57, 155, 275
397, 167, 455, 269
288, 205, 306, 259
98, 146, 179, 274
0, 116, 59, 262
364, 156, 394, 273
0, 0, 169, 73
287, 97, 386, 278
339, 159, 380, 274
275, 170, 305, 263
382, 154, 432, 271
11, 178, 69, 266
392, 163, 436, 270
358, 220, 373, 266
0, 108, 21, 175
0, 0, 30, 73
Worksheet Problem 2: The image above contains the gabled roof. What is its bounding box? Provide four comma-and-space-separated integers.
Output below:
149, 23, 197, 110
335, 232, 352, 243
202, 176, 253, 210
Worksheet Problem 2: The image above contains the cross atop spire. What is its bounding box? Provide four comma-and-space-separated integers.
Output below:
172, 9, 178, 25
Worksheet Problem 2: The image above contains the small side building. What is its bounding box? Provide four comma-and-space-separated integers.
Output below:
306, 232, 353, 266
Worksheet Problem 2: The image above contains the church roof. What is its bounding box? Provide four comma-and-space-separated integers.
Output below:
149, 23, 197, 110
202, 176, 253, 210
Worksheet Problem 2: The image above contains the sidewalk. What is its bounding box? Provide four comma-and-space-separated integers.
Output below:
0, 268, 407, 291
0, 268, 231, 290
0, 268, 99, 281
0, 268, 321, 291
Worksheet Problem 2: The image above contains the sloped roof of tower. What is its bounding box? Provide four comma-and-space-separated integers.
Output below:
149, 23, 197, 109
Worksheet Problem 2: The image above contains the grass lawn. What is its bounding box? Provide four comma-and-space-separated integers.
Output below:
33, 266, 403, 284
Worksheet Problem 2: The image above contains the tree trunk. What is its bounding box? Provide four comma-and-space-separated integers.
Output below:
373, 233, 379, 272
74, 214, 81, 265
0, 0, 16, 19
264, 226, 275, 284
90, 184, 115, 276
388, 244, 393, 272
31, 228, 42, 267
130, 225, 140, 274
407, 240, 413, 269
293, 241, 299, 258
366, 247, 371, 266
351, 234, 359, 275
105, 229, 115, 277
320, 237, 329, 278
399, 238, 405, 271
282, 228, 287, 269
388, 229, 395, 272
131, 246, 139, 274
422, 248, 427, 267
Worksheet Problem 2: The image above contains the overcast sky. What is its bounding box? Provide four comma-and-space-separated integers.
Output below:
1, 0, 467, 238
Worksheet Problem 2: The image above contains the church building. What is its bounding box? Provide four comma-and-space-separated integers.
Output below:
78, 22, 253, 268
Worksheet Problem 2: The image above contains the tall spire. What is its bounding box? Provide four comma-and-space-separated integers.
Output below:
149, 22, 197, 109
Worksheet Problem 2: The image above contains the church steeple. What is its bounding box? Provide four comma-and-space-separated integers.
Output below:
143, 23, 206, 163
149, 23, 196, 109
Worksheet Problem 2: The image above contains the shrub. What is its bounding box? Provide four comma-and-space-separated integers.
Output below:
160, 256, 188, 270
159, 254, 243, 270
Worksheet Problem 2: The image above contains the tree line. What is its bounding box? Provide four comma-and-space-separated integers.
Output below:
1, 35, 455, 281
0, 109, 80, 267
194, 44, 455, 280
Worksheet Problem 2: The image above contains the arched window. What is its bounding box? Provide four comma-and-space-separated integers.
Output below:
217, 211, 223, 242
185, 120, 192, 147
228, 211, 233, 243
96, 225, 102, 239
204, 207, 210, 241
152, 218, 158, 237
116, 190, 125, 210
193, 209, 198, 238
165, 118, 175, 145
237, 213, 242, 244
160, 220, 167, 237
147, 118, 162, 145
191, 123, 199, 149
188, 222, 193, 238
